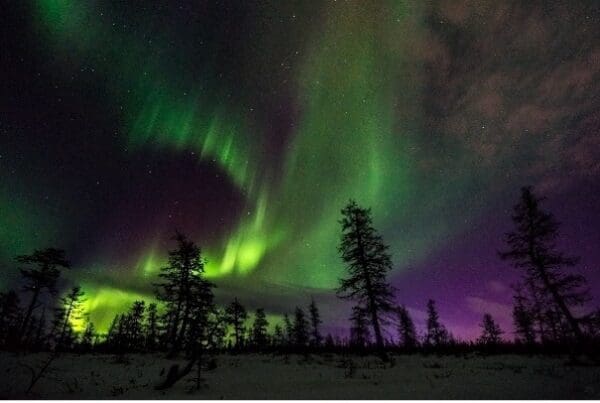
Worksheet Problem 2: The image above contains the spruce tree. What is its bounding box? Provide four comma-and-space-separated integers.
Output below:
16, 248, 70, 341
425, 299, 448, 347
283, 313, 293, 346
293, 307, 309, 348
145, 302, 159, 351
478, 313, 503, 345
396, 305, 417, 349
512, 286, 536, 345
252, 308, 269, 349
501, 187, 590, 344
349, 306, 370, 349
154, 232, 214, 355
225, 298, 248, 349
272, 324, 285, 348
125, 300, 146, 350
106, 314, 121, 350
58, 286, 85, 347
308, 298, 323, 347
337, 200, 395, 354
80, 322, 95, 351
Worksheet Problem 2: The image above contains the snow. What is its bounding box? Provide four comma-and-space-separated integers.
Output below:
1, 352, 599, 399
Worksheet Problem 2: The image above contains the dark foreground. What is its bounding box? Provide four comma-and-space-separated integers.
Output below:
1, 352, 599, 399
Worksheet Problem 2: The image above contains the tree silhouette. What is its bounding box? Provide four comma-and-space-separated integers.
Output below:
582, 309, 600, 340
0, 290, 21, 346
57, 286, 85, 348
501, 187, 590, 344
308, 298, 323, 347
283, 313, 293, 346
349, 306, 370, 349
337, 200, 395, 355
205, 307, 228, 350
425, 299, 449, 347
272, 324, 285, 347
16, 248, 70, 342
324, 333, 335, 350
154, 232, 214, 356
225, 298, 248, 350
33, 307, 47, 350
293, 307, 309, 349
512, 285, 536, 345
396, 305, 417, 349
145, 302, 159, 351
252, 308, 269, 349
105, 313, 121, 350
124, 300, 146, 351
478, 313, 503, 346
80, 322, 95, 351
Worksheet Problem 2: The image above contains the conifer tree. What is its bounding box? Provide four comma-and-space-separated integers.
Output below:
308, 298, 323, 347
283, 313, 293, 346
58, 286, 85, 347
16, 248, 70, 341
272, 324, 285, 347
106, 314, 121, 350
80, 322, 95, 351
425, 299, 448, 347
293, 307, 309, 348
252, 308, 269, 349
154, 232, 214, 355
145, 302, 159, 351
478, 313, 503, 345
337, 200, 395, 354
349, 306, 370, 349
118, 300, 146, 351
396, 305, 417, 349
225, 298, 247, 349
501, 187, 590, 344
512, 286, 536, 345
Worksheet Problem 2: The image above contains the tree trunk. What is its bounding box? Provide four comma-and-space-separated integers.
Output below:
21, 287, 40, 343
354, 214, 386, 360
59, 302, 74, 347
538, 267, 584, 342
172, 300, 191, 356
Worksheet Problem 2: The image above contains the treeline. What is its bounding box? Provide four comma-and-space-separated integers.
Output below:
1, 186, 599, 358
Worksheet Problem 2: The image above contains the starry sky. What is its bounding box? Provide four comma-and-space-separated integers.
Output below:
1, 0, 600, 340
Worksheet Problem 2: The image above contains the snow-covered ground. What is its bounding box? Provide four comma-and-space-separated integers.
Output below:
1, 352, 599, 399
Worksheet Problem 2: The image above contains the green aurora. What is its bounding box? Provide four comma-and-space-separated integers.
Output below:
9, 0, 596, 334
23, 0, 479, 332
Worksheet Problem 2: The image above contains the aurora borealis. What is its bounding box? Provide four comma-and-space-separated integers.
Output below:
1, 1, 600, 339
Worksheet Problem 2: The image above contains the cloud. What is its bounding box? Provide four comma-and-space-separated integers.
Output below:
417, 1, 600, 191
465, 296, 512, 326
487, 280, 508, 294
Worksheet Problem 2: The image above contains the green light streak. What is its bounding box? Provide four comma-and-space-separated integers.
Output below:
30, 1, 496, 319
263, 2, 416, 287
67, 283, 153, 333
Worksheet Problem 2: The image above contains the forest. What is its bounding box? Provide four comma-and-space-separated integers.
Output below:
1, 186, 599, 397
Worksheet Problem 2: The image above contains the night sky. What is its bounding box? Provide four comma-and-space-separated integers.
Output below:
1, 0, 600, 339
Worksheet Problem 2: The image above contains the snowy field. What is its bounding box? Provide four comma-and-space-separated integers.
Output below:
1, 352, 599, 399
